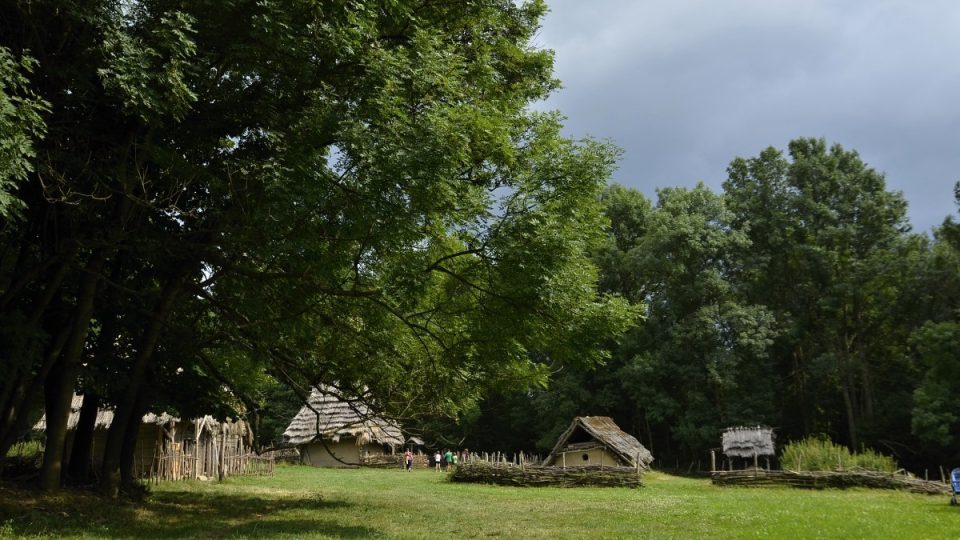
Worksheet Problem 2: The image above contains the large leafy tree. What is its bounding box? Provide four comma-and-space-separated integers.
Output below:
724, 138, 919, 452
609, 184, 778, 457
0, 0, 634, 493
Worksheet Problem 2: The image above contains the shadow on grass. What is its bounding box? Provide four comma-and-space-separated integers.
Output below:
0, 483, 375, 538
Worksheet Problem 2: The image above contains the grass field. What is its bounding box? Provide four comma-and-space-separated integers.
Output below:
2, 465, 959, 539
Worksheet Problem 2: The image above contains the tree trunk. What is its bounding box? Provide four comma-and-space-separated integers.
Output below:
841, 380, 859, 451
119, 391, 149, 487
0, 319, 72, 463
67, 392, 100, 483
99, 277, 184, 496
39, 362, 77, 490
860, 357, 874, 422
0, 251, 75, 441
38, 251, 104, 491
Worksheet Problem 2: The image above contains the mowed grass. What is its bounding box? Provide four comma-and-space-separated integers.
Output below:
2, 465, 960, 539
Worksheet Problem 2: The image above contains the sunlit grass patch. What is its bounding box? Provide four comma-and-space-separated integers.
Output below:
1, 464, 959, 538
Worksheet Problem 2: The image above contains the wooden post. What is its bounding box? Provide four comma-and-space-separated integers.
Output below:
218, 425, 226, 481
753, 452, 758, 471
600, 451, 603, 471
710, 450, 716, 472
194, 418, 201, 479
636, 452, 641, 481
562, 452, 566, 470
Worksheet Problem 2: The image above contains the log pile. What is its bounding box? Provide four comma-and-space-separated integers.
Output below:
361, 454, 402, 468
450, 462, 643, 488
361, 454, 429, 469
711, 468, 949, 495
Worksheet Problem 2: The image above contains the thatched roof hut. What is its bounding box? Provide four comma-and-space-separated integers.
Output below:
282, 386, 403, 467
34, 395, 246, 438
34, 395, 178, 431
543, 416, 654, 469
721, 426, 775, 457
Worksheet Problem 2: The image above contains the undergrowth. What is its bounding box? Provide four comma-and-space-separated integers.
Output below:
780, 436, 898, 472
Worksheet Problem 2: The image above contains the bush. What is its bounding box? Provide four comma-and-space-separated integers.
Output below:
780, 436, 898, 473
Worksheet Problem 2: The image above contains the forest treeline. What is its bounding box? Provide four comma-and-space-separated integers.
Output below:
451, 140, 960, 472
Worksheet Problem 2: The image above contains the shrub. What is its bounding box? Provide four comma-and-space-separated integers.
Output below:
780, 436, 898, 473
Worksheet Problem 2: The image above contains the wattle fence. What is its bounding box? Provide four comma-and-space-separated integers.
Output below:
710, 468, 948, 495
149, 438, 274, 482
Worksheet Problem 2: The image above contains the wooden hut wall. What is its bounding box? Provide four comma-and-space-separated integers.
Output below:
557, 447, 622, 468
301, 440, 362, 467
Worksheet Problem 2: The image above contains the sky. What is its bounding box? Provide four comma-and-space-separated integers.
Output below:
534, 0, 960, 233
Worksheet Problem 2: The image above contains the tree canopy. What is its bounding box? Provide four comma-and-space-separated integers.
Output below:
0, 0, 634, 493
456, 140, 960, 473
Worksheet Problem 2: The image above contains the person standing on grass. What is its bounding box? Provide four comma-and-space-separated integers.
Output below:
434, 450, 442, 471
444, 449, 454, 471
404, 449, 414, 472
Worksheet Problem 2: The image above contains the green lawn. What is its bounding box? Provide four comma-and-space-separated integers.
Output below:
2, 465, 959, 539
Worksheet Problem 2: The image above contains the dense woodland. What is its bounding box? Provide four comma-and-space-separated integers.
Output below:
0, 0, 958, 498
452, 158, 960, 474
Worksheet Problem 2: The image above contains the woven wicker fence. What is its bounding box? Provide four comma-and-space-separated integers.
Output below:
711, 468, 949, 495
451, 462, 643, 488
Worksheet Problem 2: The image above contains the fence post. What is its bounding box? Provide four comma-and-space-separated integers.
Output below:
710, 450, 716, 473
218, 427, 226, 481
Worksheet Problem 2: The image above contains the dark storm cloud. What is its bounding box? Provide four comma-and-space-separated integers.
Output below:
535, 0, 960, 232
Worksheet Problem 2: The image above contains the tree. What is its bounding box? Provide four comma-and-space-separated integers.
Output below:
910, 183, 960, 461
723, 138, 917, 451
612, 184, 778, 457
0, 0, 634, 492
503, 184, 777, 463
0, 47, 47, 219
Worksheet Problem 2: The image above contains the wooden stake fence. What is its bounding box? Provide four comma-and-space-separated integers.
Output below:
150, 435, 274, 483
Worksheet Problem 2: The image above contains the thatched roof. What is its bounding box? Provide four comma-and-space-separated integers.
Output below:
406, 436, 425, 447
721, 426, 775, 457
282, 386, 403, 447
34, 395, 244, 436
543, 416, 654, 469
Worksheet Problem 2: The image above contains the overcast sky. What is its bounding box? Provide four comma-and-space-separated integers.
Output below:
534, 0, 960, 233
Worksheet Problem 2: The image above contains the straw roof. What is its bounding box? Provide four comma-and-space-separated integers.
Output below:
406, 436, 425, 447
34, 395, 243, 435
721, 426, 775, 457
282, 386, 403, 447
543, 416, 654, 469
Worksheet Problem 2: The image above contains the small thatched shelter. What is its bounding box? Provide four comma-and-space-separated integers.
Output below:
721, 426, 775, 458
543, 416, 654, 470
283, 386, 403, 468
